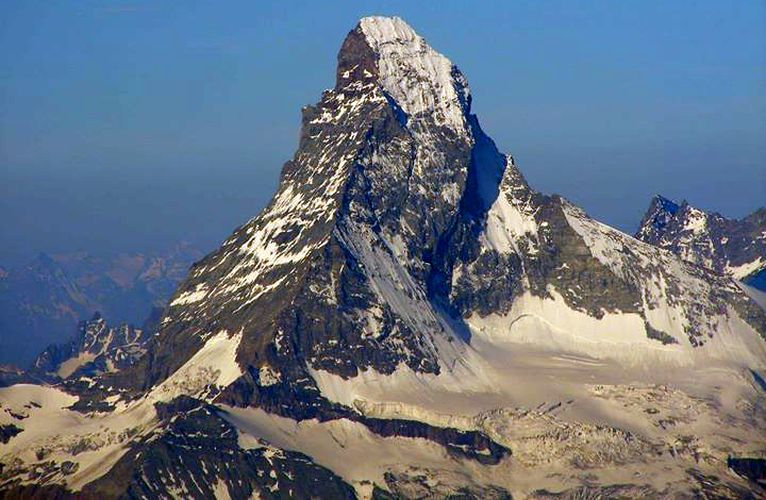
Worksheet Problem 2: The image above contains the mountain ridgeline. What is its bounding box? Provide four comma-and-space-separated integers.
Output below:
31, 312, 151, 382
118, 16, 766, 410
2, 17, 766, 499
636, 195, 766, 290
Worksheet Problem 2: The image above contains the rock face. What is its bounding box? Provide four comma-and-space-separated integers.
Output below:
2, 16, 766, 499
636, 195, 766, 290
30, 312, 150, 381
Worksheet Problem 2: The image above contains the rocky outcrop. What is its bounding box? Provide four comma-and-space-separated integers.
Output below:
636, 195, 766, 288
31, 313, 148, 381
79, 397, 357, 500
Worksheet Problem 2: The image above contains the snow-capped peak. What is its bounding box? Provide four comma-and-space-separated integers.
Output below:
357, 16, 471, 132
4, 17, 766, 498
359, 16, 419, 46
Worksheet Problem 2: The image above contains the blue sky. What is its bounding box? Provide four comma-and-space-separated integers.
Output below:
1, 0, 764, 264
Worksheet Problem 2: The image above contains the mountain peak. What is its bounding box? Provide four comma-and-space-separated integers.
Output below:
636, 194, 766, 284
650, 194, 680, 214
636, 194, 681, 241
337, 16, 471, 132
5, 17, 766, 498
358, 16, 417, 45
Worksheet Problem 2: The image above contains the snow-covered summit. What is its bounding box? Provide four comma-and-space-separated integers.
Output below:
357, 16, 470, 132
358, 16, 420, 47
133, 15, 766, 405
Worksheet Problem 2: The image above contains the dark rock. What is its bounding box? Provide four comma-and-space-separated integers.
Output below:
728, 457, 766, 488
0, 424, 22, 444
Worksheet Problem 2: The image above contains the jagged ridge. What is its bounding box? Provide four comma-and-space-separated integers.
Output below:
636, 194, 766, 286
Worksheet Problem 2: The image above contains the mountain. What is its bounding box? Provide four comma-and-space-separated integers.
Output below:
0, 253, 95, 366
0, 243, 202, 366
52, 242, 204, 320
1, 17, 765, 498
29, 312, 152, 382
636, 195, 766, 290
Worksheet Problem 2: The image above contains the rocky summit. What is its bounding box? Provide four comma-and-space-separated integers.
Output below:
29, 312, 150, 383
1, 17, 766, 499
636, 194, 766, 291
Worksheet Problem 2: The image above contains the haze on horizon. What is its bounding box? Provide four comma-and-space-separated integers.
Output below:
1, 0, 764, 266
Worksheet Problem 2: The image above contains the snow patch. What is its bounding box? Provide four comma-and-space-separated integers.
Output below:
309, 354, 497, 412
682, 206, 708, 233
484, 173, 538, 254
468, 288, 690, 365
149, 330, 243, 402
224, 406, 472, 497
57, 352, 97, 378
258, 365, 282, 387
726, 256, 765, 280
170, 283, 209, 306
0, 384, 159, 491
213, 478, 232, 500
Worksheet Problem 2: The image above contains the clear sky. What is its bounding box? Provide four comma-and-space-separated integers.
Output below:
1, 0, 764, 265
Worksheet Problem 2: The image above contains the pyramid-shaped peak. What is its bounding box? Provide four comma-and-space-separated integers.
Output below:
651, 194, 680, 214
341, 16, 471, 132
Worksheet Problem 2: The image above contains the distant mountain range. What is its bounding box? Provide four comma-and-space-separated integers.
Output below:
0, 243, 202, 365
